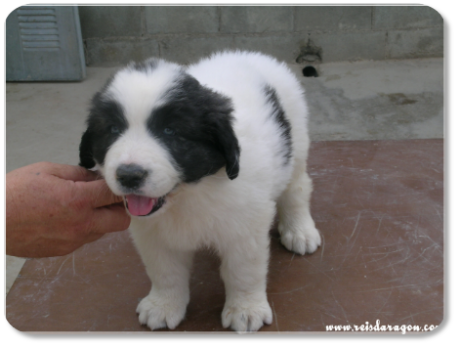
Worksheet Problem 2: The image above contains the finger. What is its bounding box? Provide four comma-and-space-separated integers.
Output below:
90, 204, 131, 234
45, 162, 100, 182
79, 179, 124, 207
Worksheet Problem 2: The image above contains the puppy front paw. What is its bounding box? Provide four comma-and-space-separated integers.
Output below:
137, 292, 188, 330
222, 298, 272, 332
279, 219, 321, 255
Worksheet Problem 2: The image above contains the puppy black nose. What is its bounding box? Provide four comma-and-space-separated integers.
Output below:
116, 164, 148, 189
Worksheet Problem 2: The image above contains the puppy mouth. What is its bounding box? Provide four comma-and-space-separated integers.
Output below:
123, 194, 166, 217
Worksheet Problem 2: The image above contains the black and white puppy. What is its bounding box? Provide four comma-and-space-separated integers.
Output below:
79, 51, 321, 332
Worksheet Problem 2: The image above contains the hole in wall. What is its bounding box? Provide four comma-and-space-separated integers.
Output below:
302, 66, 318, 78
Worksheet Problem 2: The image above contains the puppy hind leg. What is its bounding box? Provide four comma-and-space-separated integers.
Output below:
277, 165, 321, 255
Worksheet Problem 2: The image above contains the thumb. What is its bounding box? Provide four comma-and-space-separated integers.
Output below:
91, 204, 131, 234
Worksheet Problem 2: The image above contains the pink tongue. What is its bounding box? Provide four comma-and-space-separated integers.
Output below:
125, 194, 156, 216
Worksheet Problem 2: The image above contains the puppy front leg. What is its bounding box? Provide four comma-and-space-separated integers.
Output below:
219, 232, 273, 332
132, 232, 194, 330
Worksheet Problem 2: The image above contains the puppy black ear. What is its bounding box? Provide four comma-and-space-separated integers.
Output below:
198, 85, 240, 180
213, 116, 240, 180
170, 73, 240, 180
79, 129, 96, 169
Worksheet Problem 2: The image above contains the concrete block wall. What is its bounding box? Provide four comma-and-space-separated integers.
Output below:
79, 5, 443, 66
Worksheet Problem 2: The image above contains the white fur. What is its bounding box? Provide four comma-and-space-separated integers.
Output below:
101, 51, 321, 332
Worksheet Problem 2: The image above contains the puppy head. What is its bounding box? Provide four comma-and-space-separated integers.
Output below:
79, 59, 240, 217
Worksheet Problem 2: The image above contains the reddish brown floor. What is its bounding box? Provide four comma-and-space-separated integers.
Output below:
6, 139, 444, 332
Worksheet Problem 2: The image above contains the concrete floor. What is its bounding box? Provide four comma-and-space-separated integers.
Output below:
5, 57, 443, 294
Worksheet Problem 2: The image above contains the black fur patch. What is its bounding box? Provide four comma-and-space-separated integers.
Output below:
263, 85, 292, 165
147, 73, 240, 182
79, 92, 128, 168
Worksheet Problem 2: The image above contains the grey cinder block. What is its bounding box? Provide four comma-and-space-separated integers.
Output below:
84, 38, 160, 66
309, 31, 387, 62
158, 36, 235, 64
374, 6, 443, 30
295, 6, 373, 32
387, 27, 443, 59
145, 6, 219, 34
79, 6, 143, 39
234, 34, 302, 63
220, 6, 293, 33
77, 5, 444, 66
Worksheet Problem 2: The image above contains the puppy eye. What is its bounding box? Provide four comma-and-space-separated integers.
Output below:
111, 125, 120, 134
163, 127, 175, 135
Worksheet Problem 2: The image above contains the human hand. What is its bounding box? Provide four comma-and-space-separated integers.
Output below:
6, 162, 131, 258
